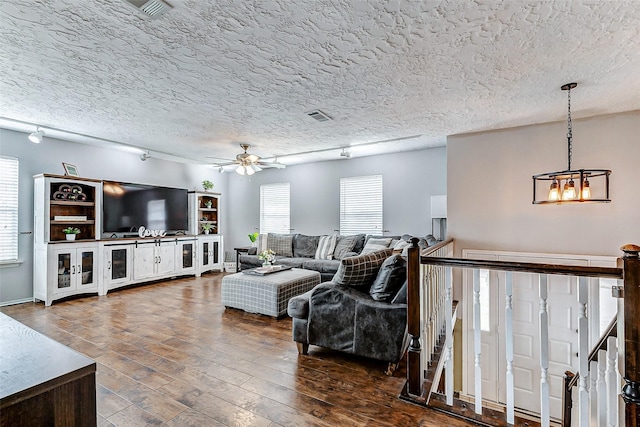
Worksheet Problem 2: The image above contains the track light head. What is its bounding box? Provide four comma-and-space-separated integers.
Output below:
140, 152, 150, 161
28, 128, 44, 144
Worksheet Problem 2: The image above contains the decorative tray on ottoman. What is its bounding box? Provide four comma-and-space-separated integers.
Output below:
242, 265, 292, 276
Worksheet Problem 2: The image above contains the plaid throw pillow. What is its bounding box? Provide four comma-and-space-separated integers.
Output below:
332, 248, 393, 288
266, 233, 293, 257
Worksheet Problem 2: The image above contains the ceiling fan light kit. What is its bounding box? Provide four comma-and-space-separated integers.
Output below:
532, 82, 611, 205
214, 144, 286, 175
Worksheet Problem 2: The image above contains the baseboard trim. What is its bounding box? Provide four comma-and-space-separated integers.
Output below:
0, 297, 34, 307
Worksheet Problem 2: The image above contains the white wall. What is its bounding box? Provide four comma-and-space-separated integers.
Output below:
224, 147, 447, 251
447, 110, 640, 258
0, 128, 228, 304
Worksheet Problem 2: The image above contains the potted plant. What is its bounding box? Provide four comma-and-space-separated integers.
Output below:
201, 223, 214, 235
205, 200, 213, 209
62, 227, 80, 241
258, 249, 276, 266
248, 232, 259, 247
202, 180, 214, 191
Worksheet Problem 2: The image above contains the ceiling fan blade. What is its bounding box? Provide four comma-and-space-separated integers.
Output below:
257, 161, 286, 169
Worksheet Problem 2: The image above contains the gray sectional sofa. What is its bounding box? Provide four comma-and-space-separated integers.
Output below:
239, 232, 438, 281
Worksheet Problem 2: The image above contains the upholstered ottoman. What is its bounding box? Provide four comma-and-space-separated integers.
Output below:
221, 268, 321, 317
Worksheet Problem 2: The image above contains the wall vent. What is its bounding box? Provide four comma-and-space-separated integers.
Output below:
306, 110, 333, 122
123, 0, 173, 18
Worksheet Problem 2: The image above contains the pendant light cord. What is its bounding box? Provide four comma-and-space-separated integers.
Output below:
567, 86, 573, 171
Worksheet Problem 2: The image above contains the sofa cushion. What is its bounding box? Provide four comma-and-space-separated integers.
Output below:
333, 235, 358, 260
293, 234, 320, 258
361, 237, 392, 254
267, 233, 293, 257
301, 259, 340, 274
332, 248, 393, 289
369, 254, 407, 301
425, 234, 439, 246
315, 234, 337, 260
277, 257, 306, 268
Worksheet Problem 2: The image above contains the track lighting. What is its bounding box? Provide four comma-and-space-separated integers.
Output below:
340, 148, 352, 158
29, 127, 44, 144
140, 152, 150, 161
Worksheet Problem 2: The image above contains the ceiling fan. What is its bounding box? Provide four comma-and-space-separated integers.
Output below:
209, 144, 286, 175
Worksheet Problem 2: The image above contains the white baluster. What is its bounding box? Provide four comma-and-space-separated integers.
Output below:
606, 336, 617, 427
505, 271, 514, 424
598, 349, 607, 427
590, 360, 598, 425
539, 274, 550, 427
473, 268, 482, 415
578, 276, 589, 427
445, 265, 453, 406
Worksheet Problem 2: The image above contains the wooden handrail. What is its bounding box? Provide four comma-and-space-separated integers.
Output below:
566, 316, 617, 390
421, 238, 454, 256
419, 256, 623, 279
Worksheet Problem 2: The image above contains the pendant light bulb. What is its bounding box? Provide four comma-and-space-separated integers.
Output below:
582, 178, 591, 200
548, 179, 560, 201
562, 179, 577, 200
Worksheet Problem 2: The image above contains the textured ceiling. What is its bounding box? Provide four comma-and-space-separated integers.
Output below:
1, 0, 639, 165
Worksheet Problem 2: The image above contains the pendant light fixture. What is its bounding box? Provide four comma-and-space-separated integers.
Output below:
532, 83, 611, 204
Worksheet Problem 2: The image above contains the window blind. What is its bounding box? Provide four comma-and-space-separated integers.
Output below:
340, 174, 383, 235
0, 156, 19, 262
260, 182, 290, 234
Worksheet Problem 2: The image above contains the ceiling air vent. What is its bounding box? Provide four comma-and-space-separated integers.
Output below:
123, 0, 173, 18
306, 110, 333, 122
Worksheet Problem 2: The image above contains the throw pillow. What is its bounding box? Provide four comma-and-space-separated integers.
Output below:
332, 248, 393, 288
391, 280, 408, 304
369, 254, 407, 301
315, 234, 337, 260
361, 237, 392, 255
266, 233, 293, 257
293, 234, 320, 258
393, 239, 411, 252
257, 233, 268, 253
425, 234, 439, 246
333, 235, 358, 260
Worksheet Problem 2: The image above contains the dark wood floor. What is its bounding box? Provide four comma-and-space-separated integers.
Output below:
1, 273, 476, 426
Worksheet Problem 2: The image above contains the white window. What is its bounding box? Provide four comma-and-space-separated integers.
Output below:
340, 175, 383, 235
0, 156, 19, 262
260, 182, 290, 234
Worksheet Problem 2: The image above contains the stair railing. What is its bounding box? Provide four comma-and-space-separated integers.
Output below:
401, 241, 640, 427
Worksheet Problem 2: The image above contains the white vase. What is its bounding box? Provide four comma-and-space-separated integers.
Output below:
204, 229, 210, 235
66, 234, 76, 241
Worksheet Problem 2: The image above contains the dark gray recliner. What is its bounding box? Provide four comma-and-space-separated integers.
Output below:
287, 254, 408, 375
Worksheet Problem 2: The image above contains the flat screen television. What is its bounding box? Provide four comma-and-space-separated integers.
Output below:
102, 181, 188, 236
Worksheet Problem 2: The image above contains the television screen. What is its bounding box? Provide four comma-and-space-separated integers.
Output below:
102, 181, 188, 235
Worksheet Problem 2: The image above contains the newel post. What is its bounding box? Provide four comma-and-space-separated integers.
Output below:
406, 237, 423, 397
619, 243, 640, 425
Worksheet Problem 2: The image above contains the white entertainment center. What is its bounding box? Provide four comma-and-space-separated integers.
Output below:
33, 174, 224, 306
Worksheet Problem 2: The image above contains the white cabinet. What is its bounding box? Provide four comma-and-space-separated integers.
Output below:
198, 235, 223, 275
133, 240, 176, 281
34, 243, 99, 306
188, 191, 221, 235
176, 238, 197, 275
102, 243, 133, 291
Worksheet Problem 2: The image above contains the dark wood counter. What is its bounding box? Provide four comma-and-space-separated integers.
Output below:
0, 313, 96, 426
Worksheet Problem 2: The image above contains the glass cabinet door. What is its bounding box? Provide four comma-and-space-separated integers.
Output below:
202, 242, 210, 266
79, 250, 95, 286
57, 252, 72, 290
182, 243, 194, 269
111, 248, 128, 280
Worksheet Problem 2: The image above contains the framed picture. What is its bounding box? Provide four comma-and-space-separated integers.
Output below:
62, 163, 79, 177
